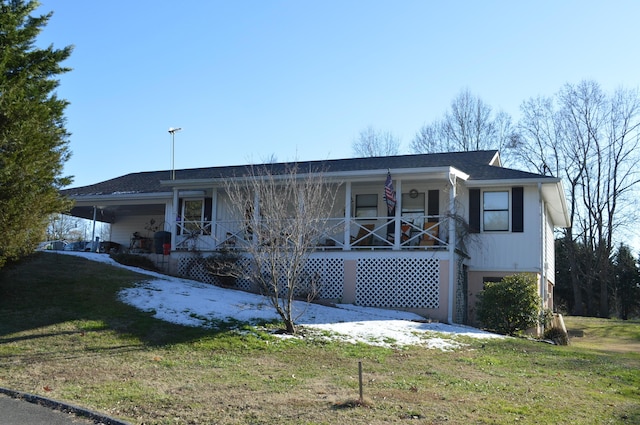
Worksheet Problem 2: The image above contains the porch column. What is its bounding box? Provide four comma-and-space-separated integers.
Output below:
171, 188, 179, 250
344, 181, 351, 251
447, 173, 457, 324
394, 179, 402, 250
211, 188, 218, 248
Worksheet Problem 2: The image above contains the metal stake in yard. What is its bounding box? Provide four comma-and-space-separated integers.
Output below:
358, 361, 364, 404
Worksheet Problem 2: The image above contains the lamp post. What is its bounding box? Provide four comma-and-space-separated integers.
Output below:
168, 127, 182, 180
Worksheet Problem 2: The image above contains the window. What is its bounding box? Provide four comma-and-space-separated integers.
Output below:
469, 187, 523, 233
355, 194, 377, 218
483, 191, 509, 231
401, 192, 425, 216
181, 199, 204, 234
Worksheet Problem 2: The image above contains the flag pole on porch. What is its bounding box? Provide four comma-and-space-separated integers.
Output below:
384, 170, 396, 240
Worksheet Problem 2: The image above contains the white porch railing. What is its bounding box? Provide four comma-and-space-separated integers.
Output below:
174, 215, 449, 251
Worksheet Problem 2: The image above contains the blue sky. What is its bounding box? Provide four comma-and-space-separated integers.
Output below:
36, 1, 640, 188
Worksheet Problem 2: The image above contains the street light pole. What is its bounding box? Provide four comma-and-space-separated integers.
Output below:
168, 127, 182, 180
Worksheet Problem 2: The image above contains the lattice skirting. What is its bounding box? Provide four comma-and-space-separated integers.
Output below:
355, 257, 439, 309
177, 255, 439, 309
303, 257, 344, 300
177, 256, 344, 299
176, 256, 253, 290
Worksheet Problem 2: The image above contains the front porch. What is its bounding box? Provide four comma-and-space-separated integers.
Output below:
174, 214, 450, 252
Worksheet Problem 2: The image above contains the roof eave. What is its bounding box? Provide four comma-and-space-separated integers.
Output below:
66, 191, 173, 205
159, 166, 470, 188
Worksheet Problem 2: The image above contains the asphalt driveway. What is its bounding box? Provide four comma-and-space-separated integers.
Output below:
0, 390, 129, 425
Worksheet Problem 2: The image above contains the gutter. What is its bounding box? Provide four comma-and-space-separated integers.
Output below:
159, 166, 470, 187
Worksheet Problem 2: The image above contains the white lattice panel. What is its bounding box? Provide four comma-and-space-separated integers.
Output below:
356, 257, 439, 308
304, 258, 344, 300
177, 255, 343, 299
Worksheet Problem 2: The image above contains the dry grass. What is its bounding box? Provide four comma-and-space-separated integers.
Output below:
1, 253, 639, 424
564, 315, 640, 353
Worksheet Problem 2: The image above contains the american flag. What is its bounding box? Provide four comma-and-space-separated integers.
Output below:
384, 172, 396, 214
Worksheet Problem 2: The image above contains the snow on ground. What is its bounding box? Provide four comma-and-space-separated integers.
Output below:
51, 251, 503, 350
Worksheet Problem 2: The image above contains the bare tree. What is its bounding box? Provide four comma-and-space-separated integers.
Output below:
352, 125, 401, 157
46, 213, 81, 241
411, 89, 516, 163
222, 163, 339, 334
515, 80, 640, 317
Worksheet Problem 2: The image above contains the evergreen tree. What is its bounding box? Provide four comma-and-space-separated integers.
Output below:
0, 0, 73, 268
613, 244, 640, 320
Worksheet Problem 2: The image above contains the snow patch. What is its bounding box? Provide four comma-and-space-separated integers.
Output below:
50, 251, 504, 350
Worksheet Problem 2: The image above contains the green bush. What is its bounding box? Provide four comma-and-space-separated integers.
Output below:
476, 273, 541, 336
109, 253, 159, 271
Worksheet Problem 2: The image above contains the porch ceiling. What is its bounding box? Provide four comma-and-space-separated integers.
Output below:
68, 204, 165, 224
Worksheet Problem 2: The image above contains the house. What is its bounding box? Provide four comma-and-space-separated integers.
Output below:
61, 150, 570, 325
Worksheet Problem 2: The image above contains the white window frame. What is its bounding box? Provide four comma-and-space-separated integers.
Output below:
482, 190, 510, 232
181, 198, 205, 234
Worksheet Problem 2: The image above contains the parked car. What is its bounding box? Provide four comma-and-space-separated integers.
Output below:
37, 241, 67, 251
99, 241, 121, 254
64, 241, 90, 251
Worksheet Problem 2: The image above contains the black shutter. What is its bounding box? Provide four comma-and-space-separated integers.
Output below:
428, 190, 439, 217
204, 197, 213, 235
177, 198, 183, 235
204, 197, 213, 221
469, 189, 480, 233
512, 187, 524, 232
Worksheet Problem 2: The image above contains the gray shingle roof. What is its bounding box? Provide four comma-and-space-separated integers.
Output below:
62, 150, 551, 197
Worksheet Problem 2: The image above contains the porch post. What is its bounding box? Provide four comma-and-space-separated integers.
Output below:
344, 181, 351, 251
447, 173, 457, 324
394, 179, 402, 250
171, 188, 178, 250
211, 188, 218, 248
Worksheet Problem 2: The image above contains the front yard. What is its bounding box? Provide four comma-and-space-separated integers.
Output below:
0, 253, 638, 424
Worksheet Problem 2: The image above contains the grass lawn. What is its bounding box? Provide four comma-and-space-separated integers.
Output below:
0, 252, 638, 424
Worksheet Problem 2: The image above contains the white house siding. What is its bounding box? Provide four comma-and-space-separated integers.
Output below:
465, 186, 542, 273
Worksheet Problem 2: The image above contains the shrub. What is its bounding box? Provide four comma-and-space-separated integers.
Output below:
476, 273, 541, 336
110, 253, 159, 271
204, 249, 240, 287
543, 326, 569, 345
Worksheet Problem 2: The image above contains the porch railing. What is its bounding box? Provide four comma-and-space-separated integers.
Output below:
174, 215, 449, 251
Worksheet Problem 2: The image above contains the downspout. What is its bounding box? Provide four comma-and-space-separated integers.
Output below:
447, 173, 457, 324
538, 183, 547, 317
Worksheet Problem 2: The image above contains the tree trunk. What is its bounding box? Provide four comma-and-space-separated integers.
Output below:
284, 319, 296, 334
565, 234, 585, 316
598, 260, 610, 318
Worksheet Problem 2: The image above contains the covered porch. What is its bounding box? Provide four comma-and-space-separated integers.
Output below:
169, 170, 467, 254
